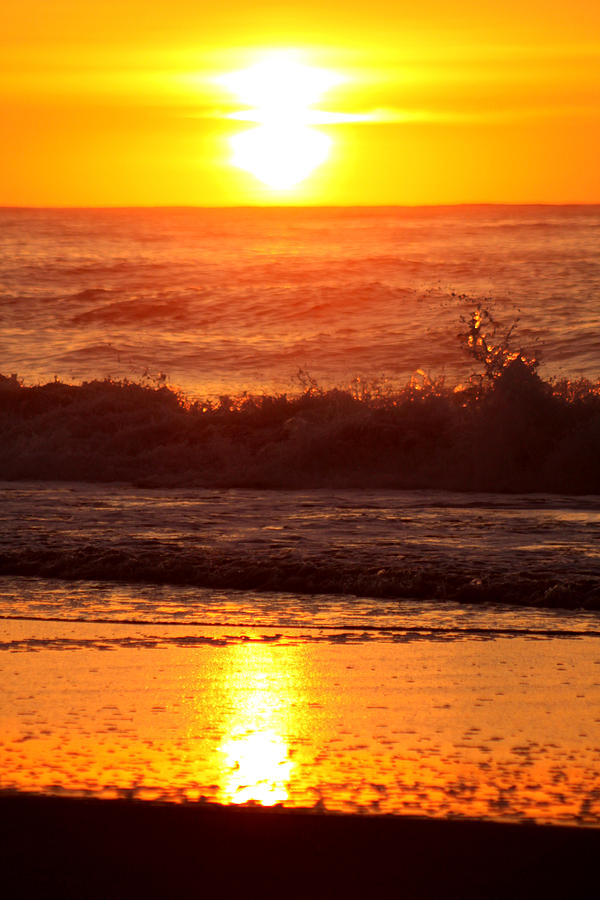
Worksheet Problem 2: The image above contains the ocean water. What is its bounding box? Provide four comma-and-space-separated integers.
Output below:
2, 205, 600, 395
1, 206, 600, 822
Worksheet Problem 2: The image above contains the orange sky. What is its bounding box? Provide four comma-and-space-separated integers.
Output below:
2, 0, 599, 205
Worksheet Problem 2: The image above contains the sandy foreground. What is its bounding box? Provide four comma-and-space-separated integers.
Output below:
3, 569, 600, 897
1, 792, 599, 899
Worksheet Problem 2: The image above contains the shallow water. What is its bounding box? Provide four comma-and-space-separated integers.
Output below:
1, 615, 599, 824
1, 483, 600, 824
2, 483, 599, 607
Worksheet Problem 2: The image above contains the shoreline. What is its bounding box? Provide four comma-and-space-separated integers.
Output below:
1, 792, 598, 898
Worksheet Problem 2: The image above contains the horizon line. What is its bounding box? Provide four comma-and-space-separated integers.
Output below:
2, 201, 600, 211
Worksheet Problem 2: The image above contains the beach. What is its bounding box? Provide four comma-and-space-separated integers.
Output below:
1, 206, 600, 894
2, 536, 600, 820
2, 792, 599, 899
7, 600, 600, 899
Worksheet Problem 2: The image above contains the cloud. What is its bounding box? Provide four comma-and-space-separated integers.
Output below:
189, 103, 600, 126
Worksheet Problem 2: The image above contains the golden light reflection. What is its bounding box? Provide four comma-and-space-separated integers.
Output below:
218, 729, 293, 806
3, 622, 600, 824
216, 51, 342, 189
216, 642, 298, 806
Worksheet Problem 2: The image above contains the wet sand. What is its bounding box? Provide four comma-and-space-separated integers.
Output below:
1, 792, 598, 899
2, 616, 600, 822
2, 561, 600, 896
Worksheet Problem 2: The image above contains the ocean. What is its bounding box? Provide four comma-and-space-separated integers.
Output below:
1, 205, 600, 824
2, 205, 600, 395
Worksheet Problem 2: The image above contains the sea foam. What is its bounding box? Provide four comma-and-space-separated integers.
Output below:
2, 349, 599, 493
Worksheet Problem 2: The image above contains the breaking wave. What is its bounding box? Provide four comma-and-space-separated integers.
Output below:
1, 368, 599, 494
0, 305, 598, 492
1, 543, 599, 610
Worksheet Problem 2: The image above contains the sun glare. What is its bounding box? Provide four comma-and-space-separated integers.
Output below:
217, 52, 343, 190
229, 125, 332, 190
219, 729, 293, 805
217, 53, 343, 115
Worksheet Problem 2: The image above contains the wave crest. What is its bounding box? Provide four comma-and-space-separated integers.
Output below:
1, 348, 599, 492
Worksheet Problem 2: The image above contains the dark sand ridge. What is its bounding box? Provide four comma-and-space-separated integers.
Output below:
1, 793, 598, 899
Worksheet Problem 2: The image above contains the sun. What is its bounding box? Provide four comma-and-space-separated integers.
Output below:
216, 52, 343, 115
216, 52, 343, 190
229, 125, 332, 190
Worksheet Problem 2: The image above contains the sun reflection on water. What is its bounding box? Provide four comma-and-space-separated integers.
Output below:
218, 729, 293, 806
2, 620, 600, 824
215, 642, 300, 806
